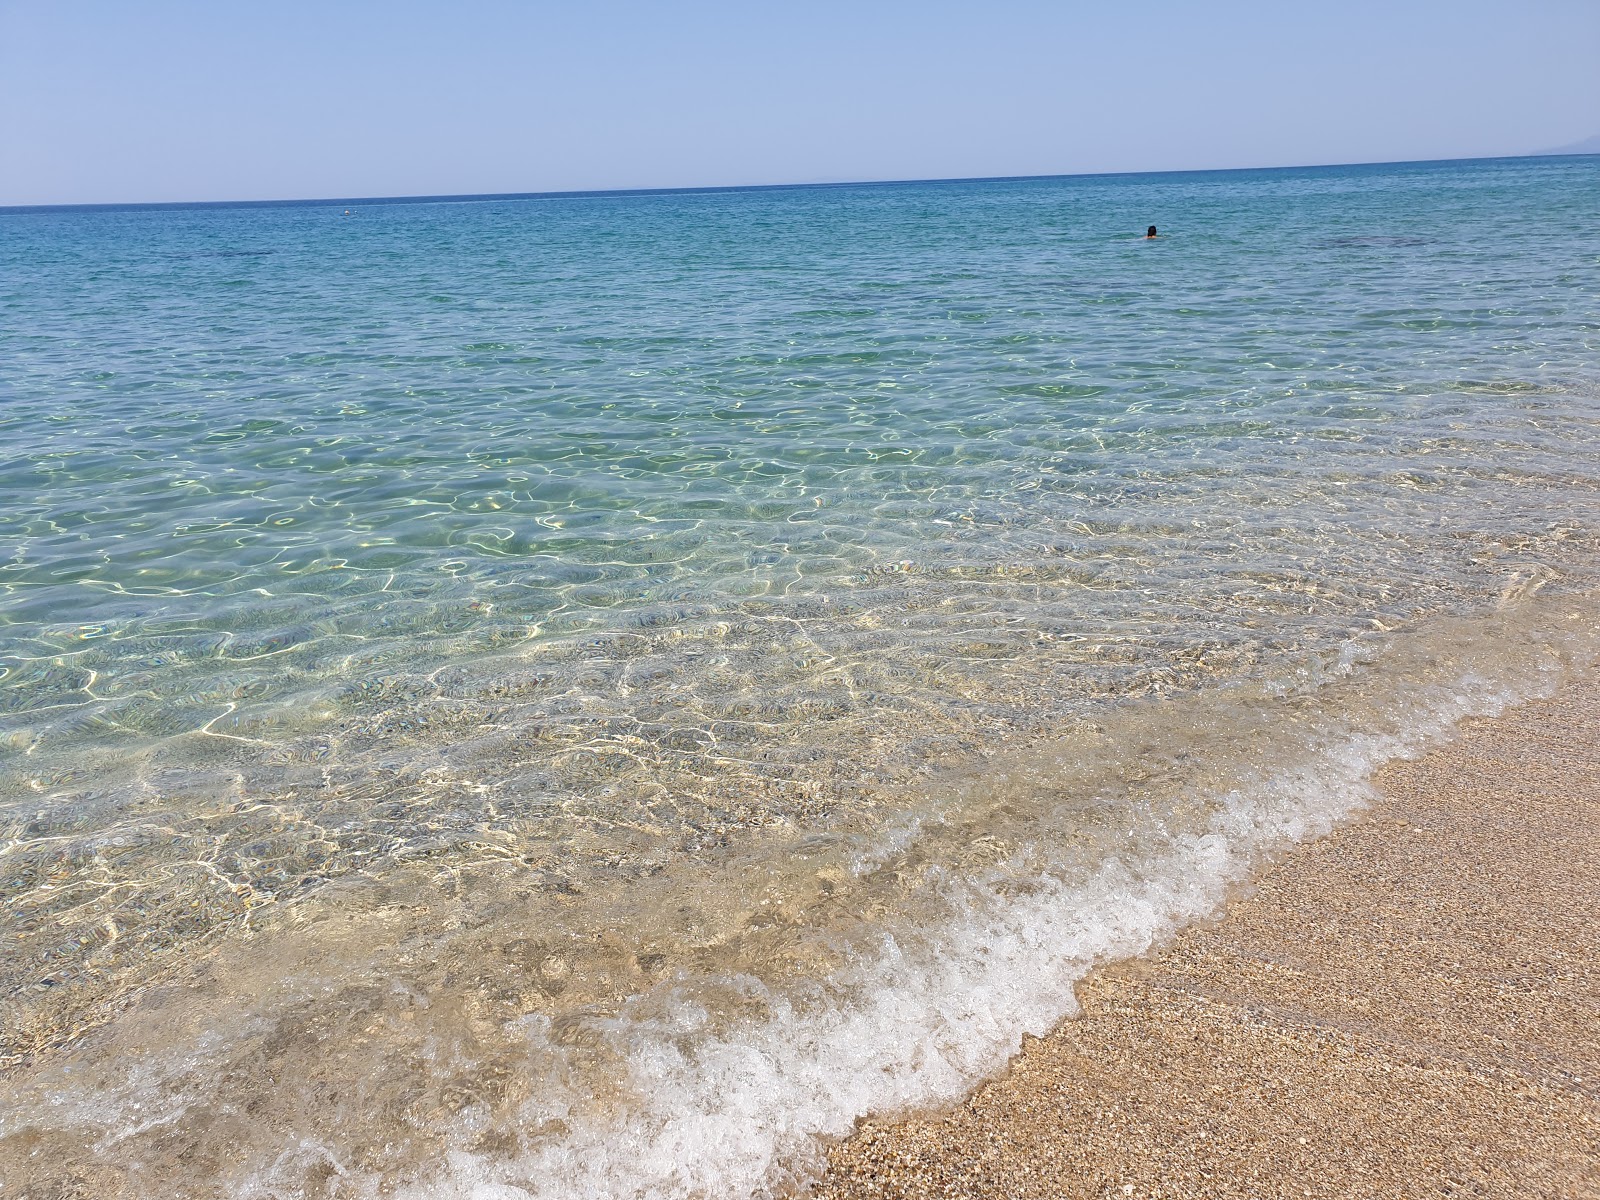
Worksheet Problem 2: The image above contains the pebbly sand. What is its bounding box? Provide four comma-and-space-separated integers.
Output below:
815, 676, 1600, 1200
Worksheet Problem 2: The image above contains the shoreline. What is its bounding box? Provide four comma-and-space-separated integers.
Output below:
815, 672, 1600, 1200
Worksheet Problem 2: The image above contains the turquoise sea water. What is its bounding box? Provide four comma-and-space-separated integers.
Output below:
3, 156, 1599, 1198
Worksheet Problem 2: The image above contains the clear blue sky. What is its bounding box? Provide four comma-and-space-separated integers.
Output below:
3, 0, 1597, 206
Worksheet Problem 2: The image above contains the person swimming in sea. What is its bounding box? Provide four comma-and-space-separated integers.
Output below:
1145, 225, 1158, 239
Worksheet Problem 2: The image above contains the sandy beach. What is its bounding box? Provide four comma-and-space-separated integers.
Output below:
816, 674, 1600, 1200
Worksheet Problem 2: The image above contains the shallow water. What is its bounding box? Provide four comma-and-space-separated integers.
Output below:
2, 156, 1599, 1198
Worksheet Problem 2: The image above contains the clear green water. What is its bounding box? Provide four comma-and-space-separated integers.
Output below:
2, 157, 1599, 1198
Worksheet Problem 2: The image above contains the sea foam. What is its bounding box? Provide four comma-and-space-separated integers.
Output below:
289, 626, 1579, 1200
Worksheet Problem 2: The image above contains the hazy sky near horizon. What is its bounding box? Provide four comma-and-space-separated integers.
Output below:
3, 0, 1597, 206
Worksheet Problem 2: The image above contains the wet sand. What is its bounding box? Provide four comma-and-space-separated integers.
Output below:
816, 675, 1600, 1200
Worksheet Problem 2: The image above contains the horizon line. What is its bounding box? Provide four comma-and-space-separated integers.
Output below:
3, 150, 1594, 215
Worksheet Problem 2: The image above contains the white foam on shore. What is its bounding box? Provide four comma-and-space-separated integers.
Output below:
372, 664, 1555, 1200
10, 608, 1592, 1200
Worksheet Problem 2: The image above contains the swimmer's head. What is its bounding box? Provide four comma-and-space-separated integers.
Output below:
1146, 225, 1158, 238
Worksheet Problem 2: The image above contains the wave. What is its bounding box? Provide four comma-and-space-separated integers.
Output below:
2, 596, 1594, 1199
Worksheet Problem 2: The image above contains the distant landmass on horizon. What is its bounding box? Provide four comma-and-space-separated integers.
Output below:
1538, 131, 1600, 155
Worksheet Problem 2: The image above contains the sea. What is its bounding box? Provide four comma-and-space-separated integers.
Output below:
2, 155, 1598, 1199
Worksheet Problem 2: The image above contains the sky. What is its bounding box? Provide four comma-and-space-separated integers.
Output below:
2, 0, 1597, 207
